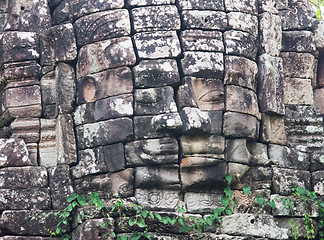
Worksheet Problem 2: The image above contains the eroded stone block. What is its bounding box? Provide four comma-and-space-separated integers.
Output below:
40, 71, 56, 118
182, 10, 227, 30
73, 103, 95, 126
185, 191, 223, 213
10, 118, 40, 143
3, 61, 41, 80
39, 119, 57, 167
261, 114, 286, 144
268, 144, 288, 167
180, 135, 225, 156
71, 218, 114, 240
177, 82, 199, 109
180, 107, 211, 133
227, 12, 258, 37
224, 0, 257, 14
179, 0, 224, 10
279, 7, 314, 30
284, 78, 314, 105
312, 171, 324, 196
135, 189, 179, 210
282, 31, 315, 53
225, 139, 252, 164
128, 0, 174, 6
0, 138, 31, 167
313, 20, 324, 50
314, 88, 324, 114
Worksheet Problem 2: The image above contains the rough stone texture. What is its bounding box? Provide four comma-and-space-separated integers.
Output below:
282, 30, 316, 53
279, 6, 314, 30
224, 0, 257, 14
179, 0, 224, 10
3, 61, 41, 80
135, 189, 179, 210
284, 78, 314, 105
182, 10, 227, 30
39, 119, 57, 167
317, 56, 324, 87
71, 218, 114, 240
261, 114, 286, 144
40, 71, 56, 118
185, 191, 223, 213
128, 0, 175, 6
0, 138, 31, 167
313, 20, 324, 50
180, 107, 212, 133
180, 135, 225, 156
314, 88, 324, 114
312, 171, 324, 196
227, 12, 258, 37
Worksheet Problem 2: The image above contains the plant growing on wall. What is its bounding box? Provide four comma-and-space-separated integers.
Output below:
309, 0, 324, 20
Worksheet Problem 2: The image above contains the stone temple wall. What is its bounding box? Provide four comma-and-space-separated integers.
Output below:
0, 0, 324, 239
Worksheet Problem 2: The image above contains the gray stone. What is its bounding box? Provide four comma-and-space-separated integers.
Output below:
128, 0, 175, 6
224, 56, 258, 91
284, 78, 314, 105
10, 118, 40, 143
125, 137, 178, 166
227, 12, 258, 37
134, 31, 181, 59
268, 144, 289, 167
40, 71, 56, 118
180, 135, 225, 156
180, 107, 212, 133
224, 30, 258, 60
259, 12, 282, 56
71, 218, 114, 240
179, 0, 224, 10
182, 52, 224, 78
310, 153, 324, 172
231, 166, 272, 189
76, 118, 133, 149
282, 31, 316, 53
276, 217, 318, 239
261, 114, 286, 144
132, 5, 180, 32
133, 59, 180, 88
208, 111, 223, 135
185, 191, 223, 213
258, 54, 284, 115
312, 171, 324, 196
180, 30, 224, 52
0, 138, 31, 167
94, 94, 133, 121
279, 7, 314, 30
77, 37, 136, 78
135, 189, 179, 210
134, 87, 177, 115
110, 169, 134, 198
177, 82, 199, 109
313, 20, 324, 50
223, 112, 260, 139
258, 0, 279, 14
3, 61, 41, 80
182, 10, 227, 30
248, 142, 270, 166
74, 9, 131, 47
224, 0, 257, 14
73, 103, 95, 126
226, 139, 252, 164
39, 119, 57, 167
0, 237, 60, 240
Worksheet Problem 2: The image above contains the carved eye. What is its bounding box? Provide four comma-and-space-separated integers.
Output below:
199, 91, 224, 103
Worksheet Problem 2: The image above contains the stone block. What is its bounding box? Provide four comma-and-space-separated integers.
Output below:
182, 10, 227, 30
74, 9, 130, 47
133, 59, 180, 88
224, 30, 257, 60
180, 30, 224, 52
52, 0, 124, 25
279, 7, 314, 30
39, 119, 57, 167
177, 82, 199, 109
258, 54, 284, 115
26, 143, 38, 166
0, 166, 48, 189
0, 237, 60, 240
281, 52, 316, 80
179, 0, 224, 10
224, 0, 257, 14
0, 138, 31, 167
284, 78, 314, 105
0, 31, 39, 64
185, 191, 223, 213
110, 169, 134, 197
313, 20, 324, 50
73, 103, 95, 126
224, 56, 258, 91
134, 31, 181, 59
4, 0, 51, 32
277, 217, 318, 239
227, 12, 258, 37
261, 114, 286, 144
10, 118, 40, 143
134, 113, 182, 139
223, 112, 260, 139
259, 12, 282, 56
40, 71, 56, 118
94, 94, 133, 121
3, 61, 41, 80
76, 118, 133, 149
312, 171, 324, 196
40, 24, 77, 65
272, 167, 311, 195
77, 67, 133, 104
180, 107, 211, 133
135, 189, 179, 210
318, 56, 324, 87
71, 219, 114, 240
181, 156, 225, 168
258, 0, 279, 13
248, 141, 270, 166
181, 52, 224, 78
208, 111, 223, 135
286, 146, 310, 170
180, 135, 225, 156
128, 0, 174, 6
282, 30, 316, 53
225, 139, 252, 164
315, 88, 324, 114
220, 214, 288, 239
225, 85, 260, 119
77, 37, 136, 78
135, 164, 180, 189
132, 5, 180, 32
268, 144, 289, 167
56, 63, 76, 114
125, 137, 178, 166
134, 87, 176, 115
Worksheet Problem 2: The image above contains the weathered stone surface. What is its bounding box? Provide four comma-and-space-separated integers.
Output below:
110, 169, 134, 197
277, 217, 318, 239
180, 135, 225, 156
77, 37, 136, 78
40, 24, 77, 65
132, 5, 180, 32
179, 0, 223, 10
185, 191, 223, 213
135, 165, 180, 189
258, 54, 284, 115
180, 30, 224, 52
52, 0, 124, 25
71, 218, 114, 240
312, 171, 324, 196
248, 142, 271, 166
231, 166, 272, 189
224, 56, 257, 91
226, 139, 252, 164
0, 188, 50, 210
272, 167, 311, 195
259, 12, 282, 56
77, 67, 133, 104
76, 118, 133, 149
282, 31, 315, 53
125, 137, 178, 166
177, 82, 199, 109
0, 32, 39, 64
71, 143, 125, 178
134, 87, 176, 115
128, 0, 174, 6
40, 71, 56, 118
0, 138, 31, 167
0, 237, 60, 240
220, 214, 288, 239
26, 143, 38, 167
133, 59, 180, 88
261, 114, 286, 144
4, 0, 51, 32
315, 88, 324, 114
10, 118, 40, 143
180, 107, 211, 133
258, 0, 279, 13
134, 31, 181, 59
224, 30, 257, 60
56, 63, 76, 114
74, 9, 131, 47
73, 103, 95, 126
223, 112, 260, 139
318, 56, 324, 87
48, 165, 74, 210
280, 52, 316, 80
268, 144, 289, 167
313, 20, 324, 50
279, 7, 314, 30
208, 111, 223, 135
182, 10, 227, 30
134, 113, 182, 139
284, 78, 314, 105
94, 94, 133, 121
135, 189, 179, 210
225, 85, 260, 119
181, 160, 227, 191
224, 0, 257, 14
3, 61, 41, 80
0, 166, 47, 189
39, 119, 56, 167
182, 52, 224, 78
227, 12, 258, 37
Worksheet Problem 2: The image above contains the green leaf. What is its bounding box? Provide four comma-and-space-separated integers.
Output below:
67, 193, 78, 202
224, 186, 232, 198
101, 222, 106, 229
141, 209, 148, 218
179, 224, 188, 233
225, 208, 233, 216
129, 218, 136, 226
155, 213, 162, 221
136, 218, 147, 228
130, 231, 142, 240
170, 217, 177, 225
270, 200, 276, 209
148, 212, 154, 219
243, 186, 251, 195
256, 196, 265, 205
225, 174, 232, 183
77, 195, 87, 206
